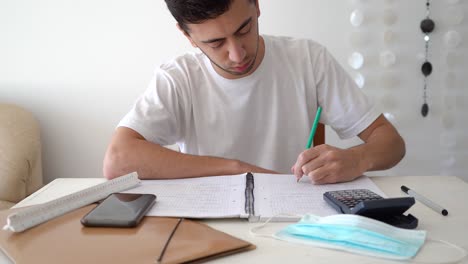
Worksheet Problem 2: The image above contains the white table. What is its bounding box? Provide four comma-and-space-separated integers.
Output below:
3, 176, 468, 264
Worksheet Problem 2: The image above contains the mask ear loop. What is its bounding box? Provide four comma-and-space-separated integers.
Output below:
250, 216, 467, 264
249, 213, 302, 238
410, 238, 467, 264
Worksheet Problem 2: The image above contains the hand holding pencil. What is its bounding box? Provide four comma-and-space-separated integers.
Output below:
292, 106, 380, 185
295, 106, 322, 182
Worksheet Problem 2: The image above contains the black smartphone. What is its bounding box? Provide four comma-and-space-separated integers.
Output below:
81, 193, 156, 227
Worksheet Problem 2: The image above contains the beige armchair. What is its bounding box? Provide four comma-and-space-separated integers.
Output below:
0, 103, 43, 210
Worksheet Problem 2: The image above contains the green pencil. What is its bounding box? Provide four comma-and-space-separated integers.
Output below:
306, 106, 322, 149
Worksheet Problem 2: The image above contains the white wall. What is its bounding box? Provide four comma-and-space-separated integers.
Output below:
1, 0, 467, 183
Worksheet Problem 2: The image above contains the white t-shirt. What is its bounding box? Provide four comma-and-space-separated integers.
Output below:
119, 35, 380, 173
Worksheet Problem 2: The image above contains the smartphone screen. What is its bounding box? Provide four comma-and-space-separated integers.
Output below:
81, 193, 156, 227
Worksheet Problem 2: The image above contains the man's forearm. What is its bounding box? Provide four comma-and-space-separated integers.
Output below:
103, 136, 275, 179
351, 122, 406, 173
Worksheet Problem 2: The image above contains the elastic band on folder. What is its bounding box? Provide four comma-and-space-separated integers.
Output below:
157, 218, 184, 263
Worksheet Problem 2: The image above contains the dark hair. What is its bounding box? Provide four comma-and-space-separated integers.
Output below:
165, 0, 255, 32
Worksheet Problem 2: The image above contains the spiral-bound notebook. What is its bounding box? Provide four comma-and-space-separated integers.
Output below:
124, 173, 386, 222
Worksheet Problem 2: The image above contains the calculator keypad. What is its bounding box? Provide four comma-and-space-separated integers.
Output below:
326, 189, 382, 208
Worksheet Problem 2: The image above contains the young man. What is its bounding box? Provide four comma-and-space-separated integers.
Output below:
103, 0, 405, 184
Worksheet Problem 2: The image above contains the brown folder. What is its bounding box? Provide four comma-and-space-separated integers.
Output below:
0, 205, 255, 264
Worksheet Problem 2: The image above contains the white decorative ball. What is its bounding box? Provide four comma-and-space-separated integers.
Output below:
380, 50, 397, 68
353, 72, 365, 88
348, 52, 364, 70
444, 30, 462, 49
350, 9, 365, 27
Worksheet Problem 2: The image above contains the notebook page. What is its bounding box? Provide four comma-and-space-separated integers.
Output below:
123, 174, 247, 218
253, 174, 386, 221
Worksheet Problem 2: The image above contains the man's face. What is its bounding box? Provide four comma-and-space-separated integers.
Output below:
182, 0, 263, 79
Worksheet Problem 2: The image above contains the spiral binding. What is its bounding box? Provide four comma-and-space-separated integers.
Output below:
244, 172, 255, 217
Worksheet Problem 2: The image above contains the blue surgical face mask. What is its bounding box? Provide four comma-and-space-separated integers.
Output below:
251, 214, 467, 263
273, 214, 426, 260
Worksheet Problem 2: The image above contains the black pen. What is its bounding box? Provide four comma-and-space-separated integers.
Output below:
401, 185, 448, 216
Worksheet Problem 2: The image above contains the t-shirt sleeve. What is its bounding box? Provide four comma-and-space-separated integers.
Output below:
118, 69, 186, 145
314, 47, 381, 139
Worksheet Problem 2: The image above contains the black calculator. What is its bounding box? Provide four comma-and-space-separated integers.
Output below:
323, 189, 419, 229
